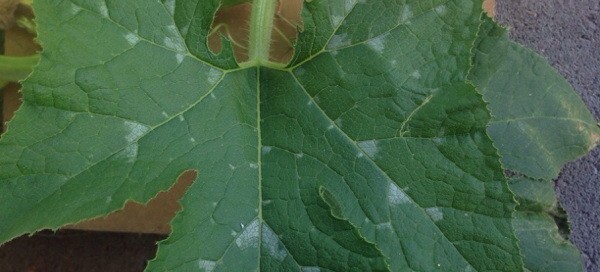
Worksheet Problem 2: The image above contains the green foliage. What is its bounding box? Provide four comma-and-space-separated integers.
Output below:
0, 0, 597, 271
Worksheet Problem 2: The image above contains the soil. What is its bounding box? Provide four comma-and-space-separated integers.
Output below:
497, 1, 600, 271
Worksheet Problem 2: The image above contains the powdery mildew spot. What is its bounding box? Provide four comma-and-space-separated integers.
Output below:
435, 5, 447, 15
331, 15, 344, 27
105, 196, 112, 203
208, 68, 222, 85
411, 70, 421, 79
123, 121, 149, 142
69, 3, 82, 15
164, 0, 175, 15
229, 164, 236, 170
197, 259, 216, 272
178, 115, 185, 122
302, 267, 321, 272
175, 53, 185, 64
124, 33, 140, 46
376, 222, 393, 230
262, 146, 273, 155
400, 5, 413, 24
327, 33, 351, 50
235, 219, 259, 250
294, 67, 306, 76
262, 225, 288, 261
344, 0, 355, 11
294, 152, 304, 159
366, 33, 389, 54
357, 140, 379, 158
334, 118, 343, 128
249, 163, 259, 169
161, 111, 169, 117
387, 183, 410, 205
163, 34, 186, 53
122, 144, 139, 162
425, 207, 443, 221
97, 2, 109, 17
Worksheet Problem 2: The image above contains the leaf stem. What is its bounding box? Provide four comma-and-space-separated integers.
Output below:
247, 0, 277, 64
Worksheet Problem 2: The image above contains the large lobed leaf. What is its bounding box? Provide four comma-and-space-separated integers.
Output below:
0, 0, 597, 271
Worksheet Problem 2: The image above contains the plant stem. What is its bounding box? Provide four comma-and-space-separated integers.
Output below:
247, 0, 277, 65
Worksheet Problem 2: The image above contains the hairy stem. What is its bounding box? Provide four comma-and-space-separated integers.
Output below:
247, 0, 277, 64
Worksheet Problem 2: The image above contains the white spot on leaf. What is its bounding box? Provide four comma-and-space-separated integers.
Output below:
411, 70, 421, 79
262, 225, 287, 261
366, 33, 389, 54
198, 259, 216, 272
400, 5, 412, 24
164, 0, 176, 15
435, 5, 447, 15
98, 2, 109, 17
262, 146, 273, 155
249, 163, 259, 169
208, 68, 222, 85
124, 33, 140, 46
357, 140, 379, 158
175, 53, 185, 64
387, 183, 410, 205
331, 15, 344, 27
123, 121, 149, 142
122, 144, 138, 162
302, 267, 321, 272
236, 219, 259, 250
328, 33, 351, 50
426, 207, 443, 221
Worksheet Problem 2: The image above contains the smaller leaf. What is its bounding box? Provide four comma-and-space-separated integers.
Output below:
509, 178, 583, 272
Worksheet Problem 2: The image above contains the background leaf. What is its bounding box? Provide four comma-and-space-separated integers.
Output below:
469, 16, 599, 271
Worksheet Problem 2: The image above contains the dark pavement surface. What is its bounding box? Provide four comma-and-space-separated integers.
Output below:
498, 1, 600, 271
0, 1, 598, 271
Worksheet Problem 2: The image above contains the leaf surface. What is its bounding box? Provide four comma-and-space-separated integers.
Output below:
4, 1, 597, 271
469, 16, 599, 272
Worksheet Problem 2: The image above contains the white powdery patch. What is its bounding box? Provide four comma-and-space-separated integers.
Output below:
411, 70, 421, 79
331, 15, 344, 27
357, 140, 379, 158
376, 222, 393, 230
294, 67, 306, 76
175, 53, 185, 64
327, 33, 351, 50
124, 33, 140, 46
344, 0, 355, 11
105, 196, 112, 203
262, 146, 273, 155
178, 115, 185, 122
163, 37, 185, 52
122, 143, 139, 162
294, 152, 304, 159
249, 163, 259, 169
387, 183, 410, 205
235, 219, 260, 250
123, 121, 149, 142
69, 3, 82, 15
197, 259, 216, 272
262, 225, 288, 261
425, 207, 444, 222
97, 2, 109, 17
302, 267, 321, 272
366, 33, 389, 54
334, 118, 343, 128
207, 68, 222, 85
400, 5, 413, 24
164, 0, 176, 15
434, 5, 447, 15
